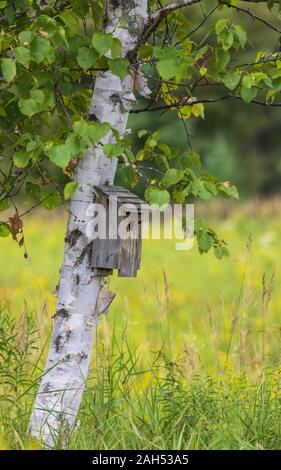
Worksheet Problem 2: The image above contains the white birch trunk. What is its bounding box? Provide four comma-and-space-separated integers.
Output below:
29, 0, 148, 447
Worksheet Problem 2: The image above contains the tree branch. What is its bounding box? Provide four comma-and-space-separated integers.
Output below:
131, 94, 281, 113
219, 1, 281, 34
239, 0, 279, 3
152, 0, 280, 24
141, 0, 280, 47
151, 0, 201, 21
140, 0, 200, 45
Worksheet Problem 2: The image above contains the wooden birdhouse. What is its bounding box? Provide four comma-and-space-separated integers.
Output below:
91, 186, 150, 278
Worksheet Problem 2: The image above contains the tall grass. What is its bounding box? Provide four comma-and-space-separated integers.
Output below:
0, 311, 40, 449
1, 202, 281, 449
1, 308, 281, 450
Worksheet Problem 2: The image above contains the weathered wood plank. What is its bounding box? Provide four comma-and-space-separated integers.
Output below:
91, 185, 146, 277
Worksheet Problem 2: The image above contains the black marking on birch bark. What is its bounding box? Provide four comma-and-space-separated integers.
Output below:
123, 1, 137, 34
75, 274, 80, 285
88, 113, 99, 122
55, 331, 72, 353
43, 382, 51, 393
65, 330, 71, 342
54, 335, 63, 353
75, 241, 93, 266
110, 0, 120, 8
53, 308, 70, 320
78, 351, 88, 362
111, 93, 123, 105
127, 50, 137, 63
65, 229, 82, 247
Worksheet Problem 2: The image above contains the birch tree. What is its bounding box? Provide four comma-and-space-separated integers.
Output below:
0, 0, 281, 447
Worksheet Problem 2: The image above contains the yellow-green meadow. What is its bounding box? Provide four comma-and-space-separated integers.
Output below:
1, 200, 281, 374
1, 200, 281, 450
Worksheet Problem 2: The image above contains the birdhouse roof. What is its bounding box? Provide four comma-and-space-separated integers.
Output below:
95, 185, 150, 213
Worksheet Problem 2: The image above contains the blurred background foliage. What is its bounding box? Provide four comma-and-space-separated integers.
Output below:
127, 1, 281, 198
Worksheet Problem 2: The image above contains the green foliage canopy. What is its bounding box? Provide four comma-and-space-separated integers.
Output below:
0, 0, 280, 257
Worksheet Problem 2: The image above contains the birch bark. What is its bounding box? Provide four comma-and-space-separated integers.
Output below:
29, 0, 148, 447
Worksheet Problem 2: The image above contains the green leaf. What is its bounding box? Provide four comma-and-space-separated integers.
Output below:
35, 14, 58, 36
214, 245, 229, 259
194, 45, 209, 62
242, 75, 255, 89
49, 144, 71, 168
118, 165, 137, 188
87, 122, 110, 142
139, 44, 153, 59
30, 37, 51, 64
13, 150, 30, 168
240, 86, 257, 103
59, 11, 80, 35
145, 187, 170, 208
70, 120, 110, 150
77, 47, 97, 71
218, 182, 239, 199
0, 222, 11, 238
192, 103, 205, 119
26, 138, 43, 155
66, 134, 83, 155
92, 32, 113, 56
156, 59, 179, 80
70, 0, 89, 16
111, 38, 122, 59
195, 218, 209, 234
204, 181, 217, 196
0, 199, 10, 212
18, 98, 38, 117
162, 169, 184, 187
154, 46, 177, 61
175, 153, 195, 171
56, 26, 70, 51
18, 31, 34, 45
138, 129, 148, 138
4, 4, 14, 24
92, 0, 104, 29
197, 233, 213, 253
41, 191, 61, 210
103, 142, 123, 157
15, 47, 31, 68
26, 182, 40, 200
158, 143, 172, 158
220, 31, 234, 51
191, 180, 212, 201
147, 138, 157, 148
215, 49, 230, 69
108, 58, 129, 80
73, 120, 89, 137
234, 25, 247, 48
64, 181, 78, 200
222, 70, 241, 91
153, 47, 177, 80
30, 89, 45, 104
1, 58, 16, 83
215, 19, 228, 35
